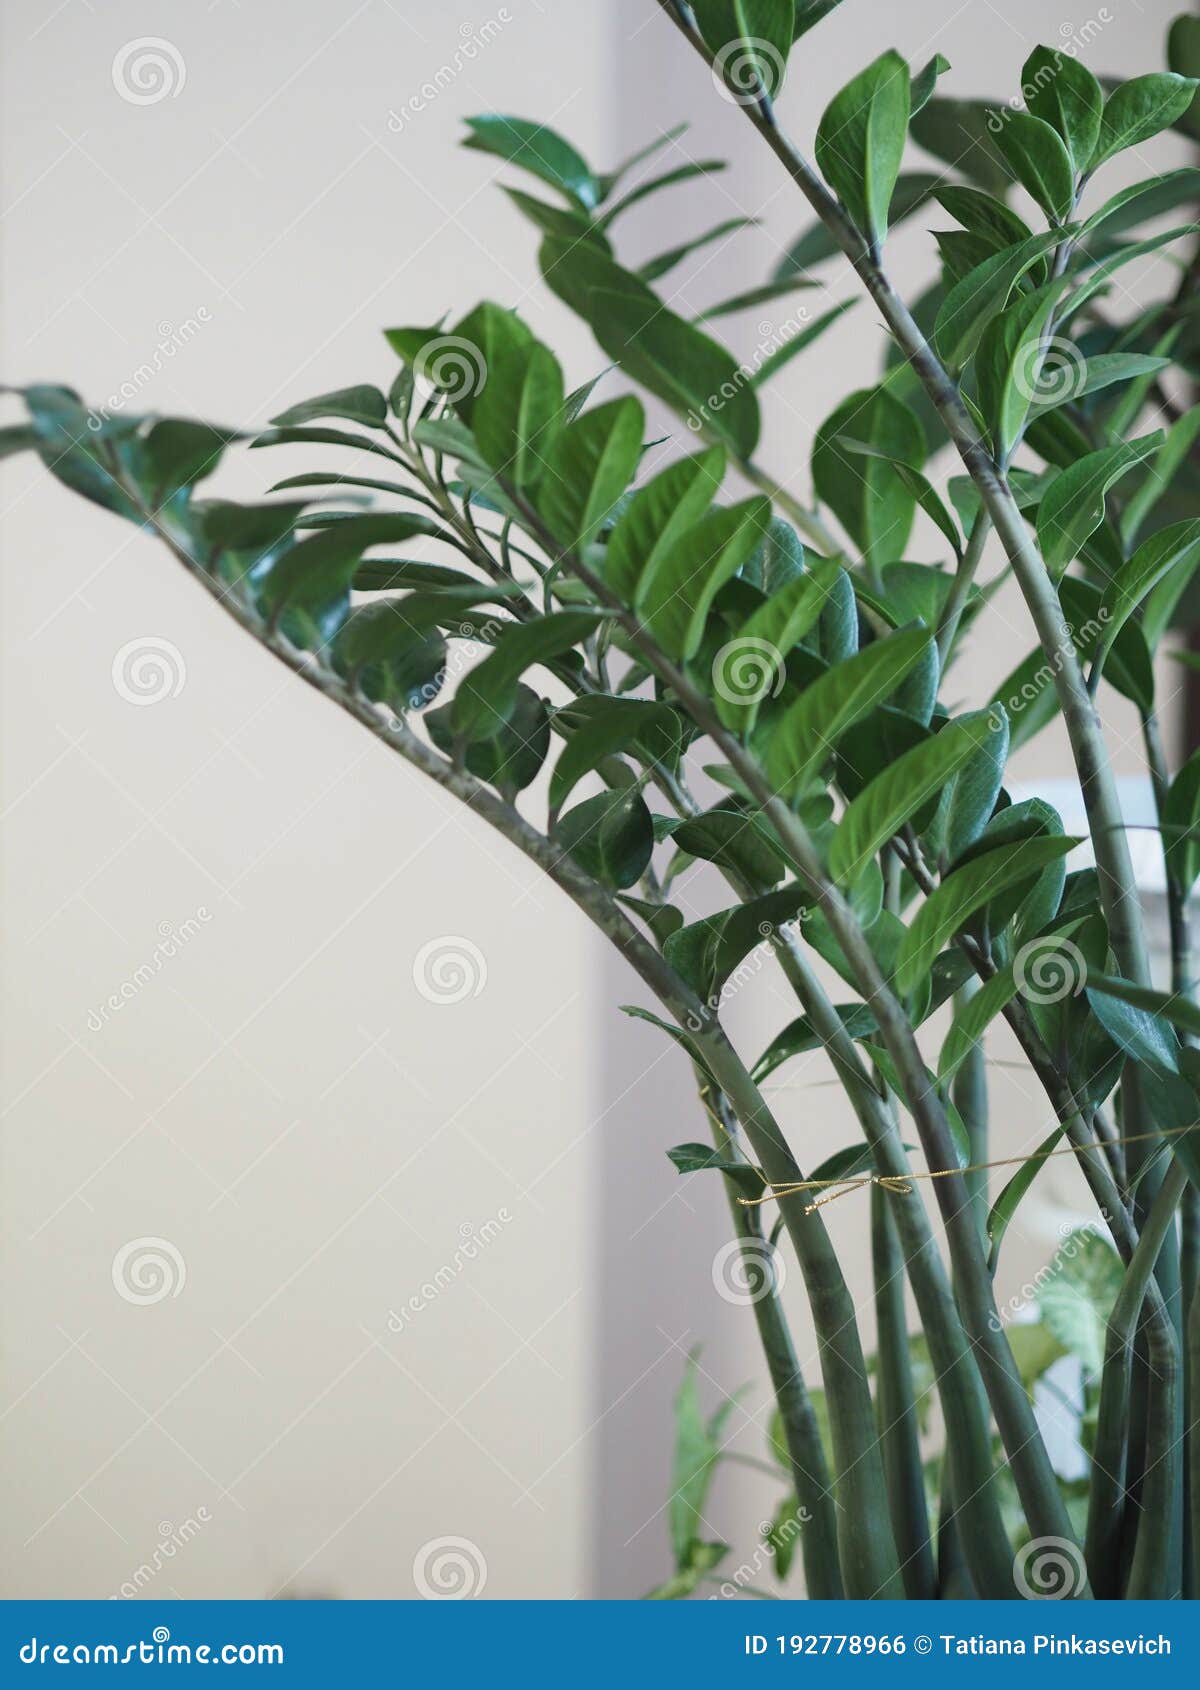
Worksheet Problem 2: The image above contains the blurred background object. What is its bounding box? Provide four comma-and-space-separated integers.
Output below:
0, 0, 1192, 1600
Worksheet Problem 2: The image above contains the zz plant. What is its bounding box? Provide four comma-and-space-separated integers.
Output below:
9, 0, 1200, 1602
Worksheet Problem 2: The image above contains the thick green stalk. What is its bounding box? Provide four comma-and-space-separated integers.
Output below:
871, 1187, 936, 1599
1086, 1162, 1187, 1597
951, 981, 989, 1239
701, 1078, 844, 1598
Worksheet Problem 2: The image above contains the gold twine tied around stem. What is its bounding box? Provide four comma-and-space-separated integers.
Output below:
736, 1123, 1200, 1215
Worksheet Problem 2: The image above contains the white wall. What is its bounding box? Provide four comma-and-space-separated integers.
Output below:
1, 0, 1187, 1602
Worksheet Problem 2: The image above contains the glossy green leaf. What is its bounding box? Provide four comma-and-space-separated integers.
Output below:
599, 159, 728, 227
911, 97, 1009, 192
1021, 47, 1103, 176
993, 111, 1075, 225
556, 786, 655, 890
665, 886, 809, 1005
1094, 521, 1200, 679
538, 397, 644, 549
895, 835, 1080, 996
752, 1002, 878, 1082
974, 280, 1067, 458
452, 609, 603, 741
933, 231, 1063, 371
547, 698, 681, 816
910, 53, 950, 117
1090, 72, 1200, 169
938, 961, 1020, 1079
256, 513, 437, 648
1080, 166, 1200, 238
811, 387, 925, 566
604, 448, 726, 602
269, 386, 388, 430
1122, 405, 1200, 550
672, 805, 787, 886
692, 1, 795, 100
473, 327, 565, 488
637, 496, 772, 660
987, 1126, 1066, 1275
638, 219, 755, 284
1036, 434, 1163, 576
713, 562, 845, 735
462, 114, 600, 208
765, 627, 933, 800
815, 51, 911, 248
1164, 750, 1200, 898
141, 418, 238, 498
829, 712, 999, 888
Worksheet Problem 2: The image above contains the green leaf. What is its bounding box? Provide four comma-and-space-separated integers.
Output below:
452, 609, 603, 741
644, 1541, 728, 1601
1036, 434, 1163, 576
811, 387, 925, 566
538, 397, 644, 549
269, 386, 388, 430
815, 51, 911, 248
1037, 1230, 1123, 1376
665, 887, 809, 1004
668, 1353, 742, 1569
1021, 47, 1103, 177
1164, 748, 1200, 899
1122, 406, 1200, 551
251, 423, 404, 466
672, 805, 787, 886
765, 627, 933, 800
993, 111, 1075, 225
638, 218, 756, 283
473, 327, 566, 488
911, 98, 1009, 193
938, 960, 1020, 1079
667, 1142, 748, 1177
752, 1002, 877, 1082
584, 286, 761, 460
141, 417, 238, 498
895, 835, 1080, 996
698, 276, 818, 321
547, 698, 681, 816
774, 174, 939, 276
637, 496, 772, 660
1029, 352, 1172, 420
255, 513, 436, 648
935, 703, 1009, 866
1080, 166, 1200, 239
1094, 521, 1200, 680
837, 439, 961, 559
974, 280, 1068, 459
935, 183, 1033, 250
599, 159, 729, 227
1090, 72, 1200, 169
910, 53, 950, 117
1087, 974, 1200, 1044
1086, 987, 1179, 1077
713, 562, 844, 735
557, 786, 655, 890
1058, 225, 1199, 327
605, 448, 726, 602
829, 712, 1000, 888
1168, 14, 1200, 139
987, 1125, 1067, 1276
793, 0, 842, 34
428, 683, 550, 793
692, 1, 795, 99
503, 186, 611, 250
1061, 576, 1155, 713
332, 601, 449, 711
462, 114, 600, 209
933, 231, 1064, 371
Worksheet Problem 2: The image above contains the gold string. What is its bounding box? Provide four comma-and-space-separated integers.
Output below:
736, 1123, 1200, 1215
